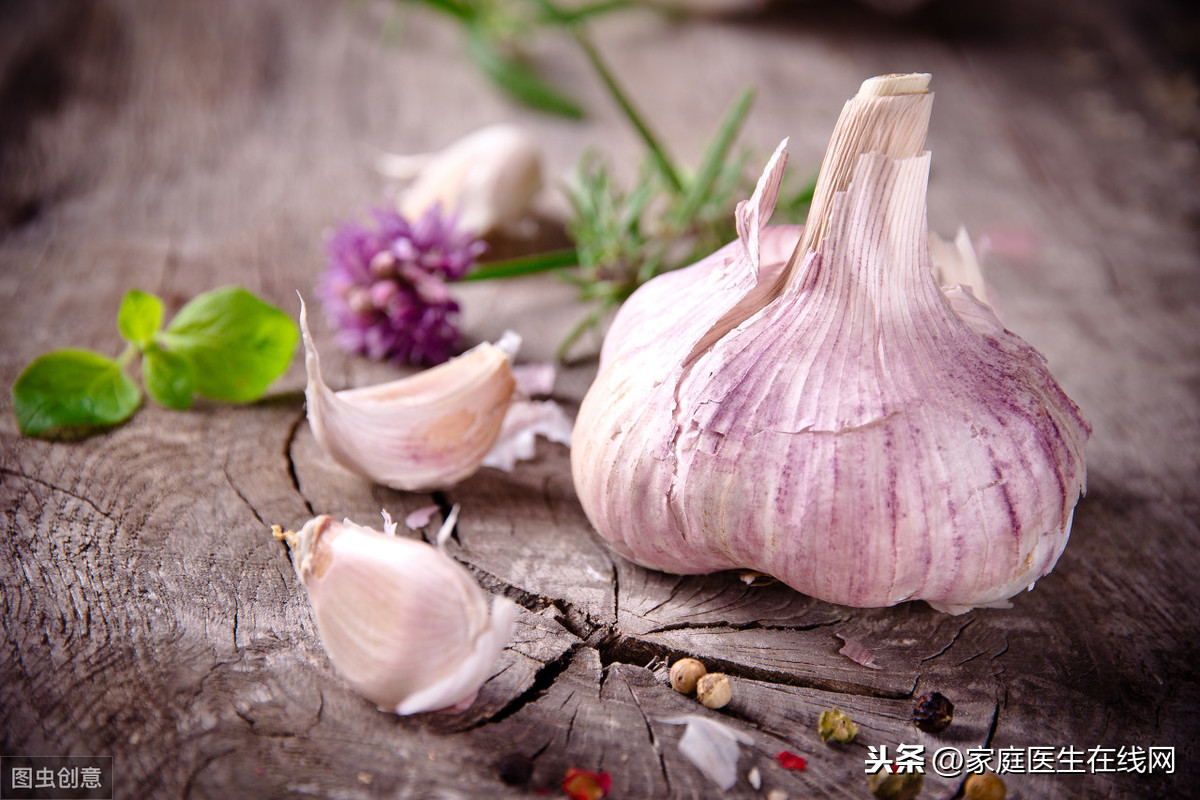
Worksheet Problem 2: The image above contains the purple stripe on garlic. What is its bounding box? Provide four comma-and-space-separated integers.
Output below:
571, 73, 1090, 614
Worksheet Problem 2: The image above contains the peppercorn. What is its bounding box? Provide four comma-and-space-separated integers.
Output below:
868, 770, 923, 800
669, 658, 707, 695
964, 771, 1006, 800
817, 708, 859, 744
912, 691, 954, 733
696, 672, 733, 709
496, 753, 533, 786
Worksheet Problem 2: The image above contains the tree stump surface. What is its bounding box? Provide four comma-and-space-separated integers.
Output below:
2, 1, 1197, 798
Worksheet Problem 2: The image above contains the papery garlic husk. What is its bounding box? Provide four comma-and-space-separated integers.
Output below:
571, 73, 1090, 614
300, 300, 517, 491
281, 510, 517, 715
375, 124, 543, 237
658, 715, 753, 791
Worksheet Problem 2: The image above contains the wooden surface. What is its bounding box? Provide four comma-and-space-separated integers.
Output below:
2, 1, 1198, 798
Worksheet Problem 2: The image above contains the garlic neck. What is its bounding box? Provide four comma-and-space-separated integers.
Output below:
786, 73, 933, 281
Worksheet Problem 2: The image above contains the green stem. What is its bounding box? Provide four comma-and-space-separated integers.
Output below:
406, 0, 473, 21
540, 0, 634, 24
669, 86, 755, 224
116, 344, 138, 370
568, 28, 683, 193
462, 248, 579, 281
555, 304, 608, 361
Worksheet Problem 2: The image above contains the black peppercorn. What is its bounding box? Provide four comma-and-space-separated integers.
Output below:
912, 691, 954, 733
497, 753, 534, 786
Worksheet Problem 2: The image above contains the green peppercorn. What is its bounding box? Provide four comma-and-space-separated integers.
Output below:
912, 691, 954, 733
868, 770, 923, 800
817, 708, 859, 744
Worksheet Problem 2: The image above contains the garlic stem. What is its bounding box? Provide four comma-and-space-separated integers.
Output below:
793, 73, 932, 259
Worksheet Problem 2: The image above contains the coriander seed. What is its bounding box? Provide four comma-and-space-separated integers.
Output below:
696, 672, 733, 709
669, 658, 707, 695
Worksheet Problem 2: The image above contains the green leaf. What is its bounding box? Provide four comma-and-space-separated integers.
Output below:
117, 289, 164, 345
669, 86, 755, 225
11, 349, 141, 437
464, 26, 585, 119
159, 286, 298, 403
143, 345, 194, 410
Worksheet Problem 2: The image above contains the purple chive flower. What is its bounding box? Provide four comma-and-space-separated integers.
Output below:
318, 204, 486, 366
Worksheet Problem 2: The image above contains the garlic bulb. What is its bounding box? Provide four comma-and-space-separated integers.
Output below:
276, 508, 516, 715
300, 300, 517, 491
571, 74, 1090, 614
375, 124, 543, 237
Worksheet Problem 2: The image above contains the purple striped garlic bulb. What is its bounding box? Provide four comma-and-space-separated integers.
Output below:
570, 74, 1090, 614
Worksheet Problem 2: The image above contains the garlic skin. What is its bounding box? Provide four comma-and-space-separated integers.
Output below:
282, 511, 516, 715
375, 124, 543, 237
300, 300, 517, 491
571, 74, 1090, 614
657, 715, 753, 791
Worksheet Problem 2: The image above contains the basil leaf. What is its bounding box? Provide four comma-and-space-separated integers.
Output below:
143, 345, 194, 410
11, 349, 141, 437
117, 289, 164, 345
159, 286, 297, 403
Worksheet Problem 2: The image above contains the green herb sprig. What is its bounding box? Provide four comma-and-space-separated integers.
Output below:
396, 0, 819, 357
12, 286, 298, 438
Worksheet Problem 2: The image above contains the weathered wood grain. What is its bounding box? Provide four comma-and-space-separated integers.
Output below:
2, 0, 1198, 798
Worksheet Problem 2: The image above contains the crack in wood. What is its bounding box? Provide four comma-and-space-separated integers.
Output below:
464, 644, 583, 731
282, 408, 314, 517
181, 746, 238, 800
953, 694, 1003, 797
418, 549, 929, 708
0, 466, 116, 523
920, 618, 976, 663
642, 617, 849, 636
458, 562, 561, 617
623, 675, 672, 793
222, 460, 266, 529
595, 631, 917, 700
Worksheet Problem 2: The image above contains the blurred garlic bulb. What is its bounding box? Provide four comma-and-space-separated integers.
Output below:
572, 74, 1090, 614
300, 300, 517, 491
276, 508, 516, 715
375, 124, 543, 237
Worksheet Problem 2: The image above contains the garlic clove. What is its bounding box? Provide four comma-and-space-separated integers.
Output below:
280, 511, 516, 715
300, 299, 517, 491
376, 124, 544, 237
572, 74, 1090, 613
